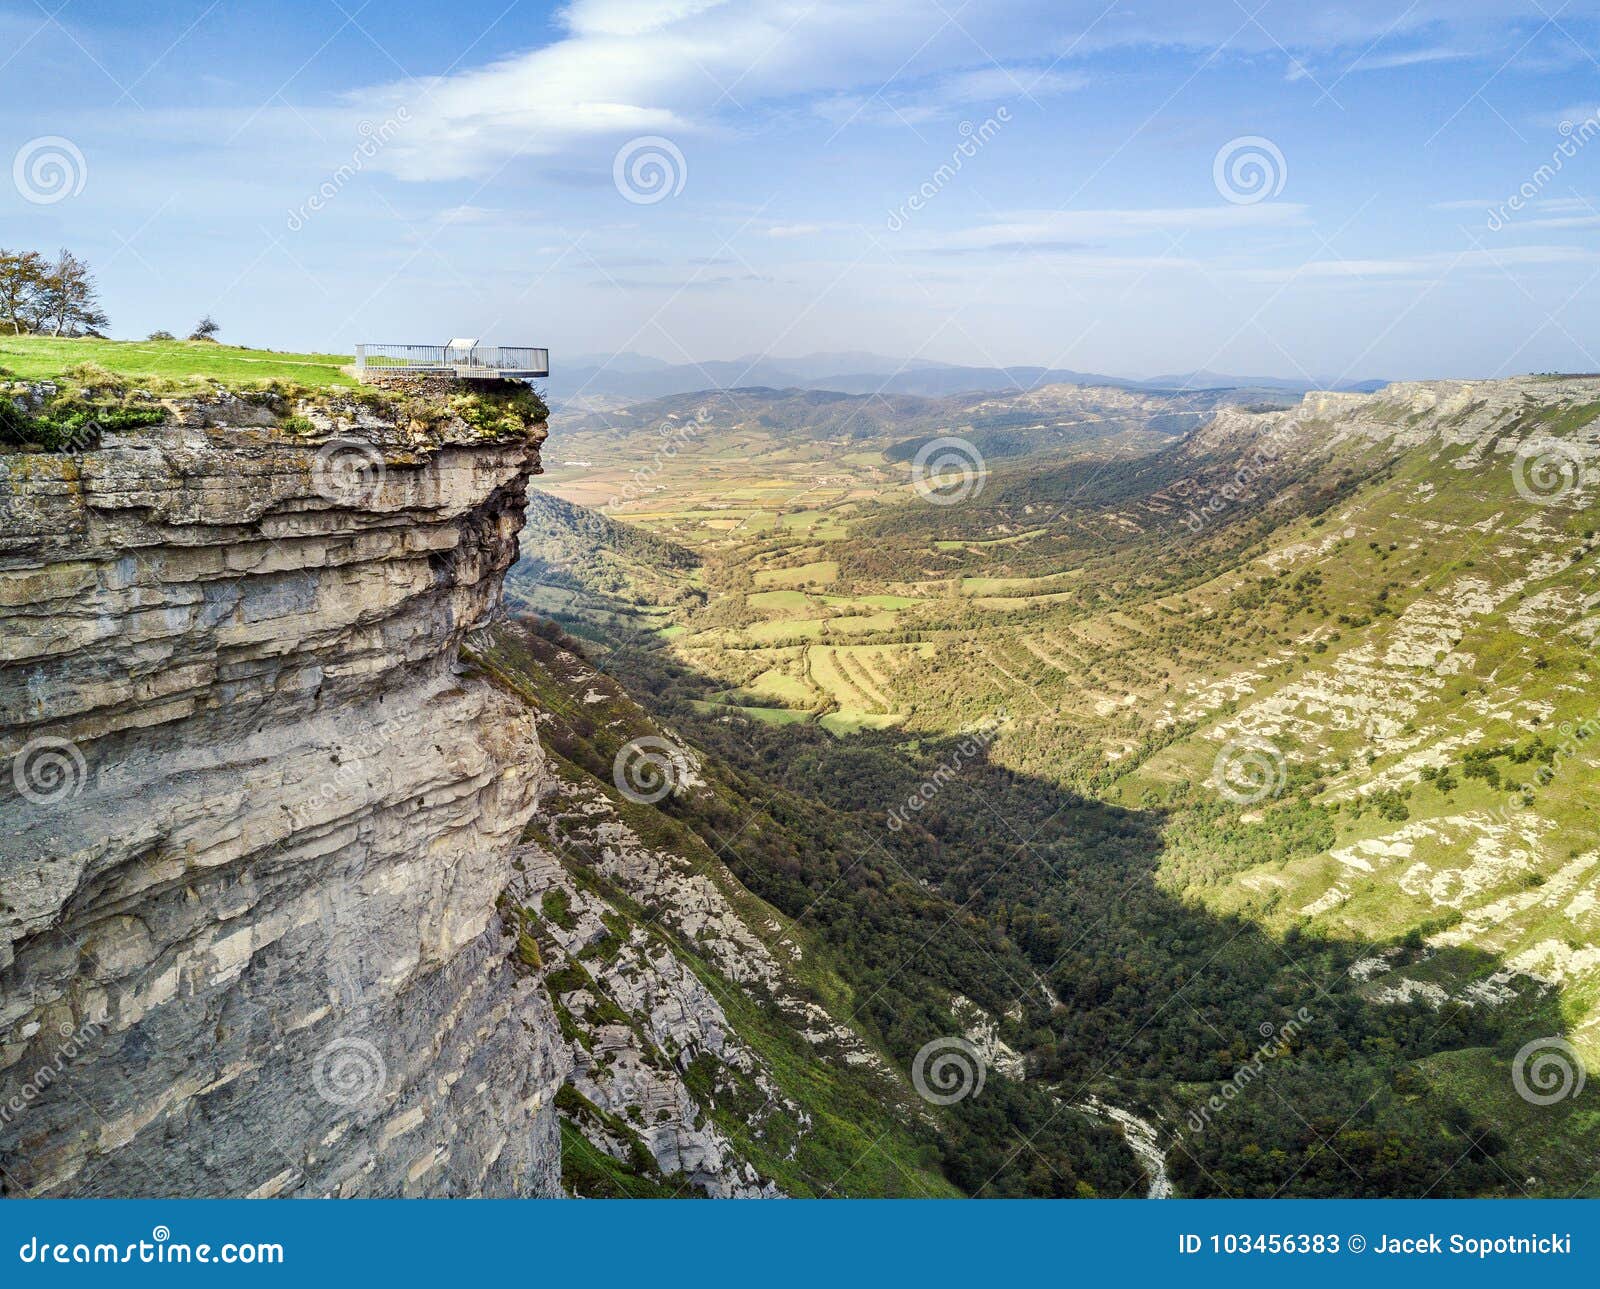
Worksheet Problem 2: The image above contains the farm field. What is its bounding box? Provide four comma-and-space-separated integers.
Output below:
511, 376, 1600, 1189
524, 383, 1197, 729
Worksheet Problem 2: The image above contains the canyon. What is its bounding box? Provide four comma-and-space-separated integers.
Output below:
6, 360, 1600, 1199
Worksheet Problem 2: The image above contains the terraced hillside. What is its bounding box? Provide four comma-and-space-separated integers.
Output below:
514, 374, 1600, 1196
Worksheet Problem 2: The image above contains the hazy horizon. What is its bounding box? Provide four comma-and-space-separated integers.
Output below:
7, 1, 1600, 381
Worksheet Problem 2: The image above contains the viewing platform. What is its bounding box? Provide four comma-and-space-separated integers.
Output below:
354, 340, 550, 383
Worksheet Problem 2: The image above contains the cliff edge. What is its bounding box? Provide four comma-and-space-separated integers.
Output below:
0, 391, 569, 1197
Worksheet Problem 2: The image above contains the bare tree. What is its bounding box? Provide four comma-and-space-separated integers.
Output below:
36, 249, 107, 336
189, 315, 219, 341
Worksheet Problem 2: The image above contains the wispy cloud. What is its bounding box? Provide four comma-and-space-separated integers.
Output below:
356, 1, 994, 179
590, 271, 776, 290
924, 203, 1308, 254
1348, 44, 1475, 72
1241, 244, 1600, 283
812, 62, 1085, 127
1436, 196, 1600, 228
350, 0, 1527, 180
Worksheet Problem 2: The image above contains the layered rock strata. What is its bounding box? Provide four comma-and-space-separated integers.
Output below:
0, 407, 568, 1197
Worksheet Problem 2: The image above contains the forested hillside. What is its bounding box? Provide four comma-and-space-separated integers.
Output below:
510, 375, 1600, 1197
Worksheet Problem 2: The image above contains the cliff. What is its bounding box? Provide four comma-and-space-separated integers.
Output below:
0, 394, 570, 1197
1194, 374, 1600, 454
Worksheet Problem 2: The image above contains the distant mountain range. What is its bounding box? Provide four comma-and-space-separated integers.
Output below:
547, 350, 1387, 406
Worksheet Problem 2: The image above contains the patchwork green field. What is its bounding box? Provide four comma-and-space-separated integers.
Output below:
531, 384, 1198, 731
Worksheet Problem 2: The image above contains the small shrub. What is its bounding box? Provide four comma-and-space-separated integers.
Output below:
0, 383, 165, 450
515, 929, 543, 970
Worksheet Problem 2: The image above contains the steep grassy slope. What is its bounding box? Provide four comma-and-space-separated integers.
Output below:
503, 489, 703, 640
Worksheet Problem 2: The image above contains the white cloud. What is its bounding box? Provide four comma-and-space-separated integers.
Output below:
348, 0, 1545, 181
1435, 196, 1600, 229
431, 204, 510, 224
358, 0, 979, 180
1531, 196, 1596, 213
1501, 197, 1600, 229
1241, 244, 1600, 283
937, 65, 1088, 104
1348, 45, 1475, 72
1545, 104, 1600, 129
560, 0, 731, 38
814, 62, 1085, 127
925, 203, 1308, 253
1513, 215, 1600, 229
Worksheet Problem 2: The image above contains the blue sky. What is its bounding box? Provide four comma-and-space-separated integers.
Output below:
4, 0, 1600, 380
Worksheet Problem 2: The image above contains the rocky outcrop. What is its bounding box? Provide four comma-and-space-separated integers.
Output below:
0, 404, 569, 1197
444, 625, 960, 1197
1157, 378, 1600, 1060
1196, 374, 1600, 464
510, 845, 789, 1198
951, 993, 1025, 1080
528, 646, 893, 1084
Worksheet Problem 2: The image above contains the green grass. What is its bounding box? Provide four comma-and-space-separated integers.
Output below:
753, 559, 839, 588
0, 335, 355, 387
662, 924, 957, 1197
739, 668, 815, 705
749, 617, 825, 641
817, 593, 917, 611
559, 1120, 690, 1199
961, 571, 1078, 594
935, 528, 1046, 550
747, 589, 813, 614
820, 711, 904, 734
695, 702, 814, 725
825, 611, 899, 635
1414, 1047, 1600, 1196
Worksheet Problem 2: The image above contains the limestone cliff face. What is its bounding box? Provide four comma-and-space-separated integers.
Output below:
1196, 374, 1600, 455
0, 404, 570, 1197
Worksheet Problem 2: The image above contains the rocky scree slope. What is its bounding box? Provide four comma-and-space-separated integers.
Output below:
471, 624, 969, 1199
0, 386, 568, 1197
